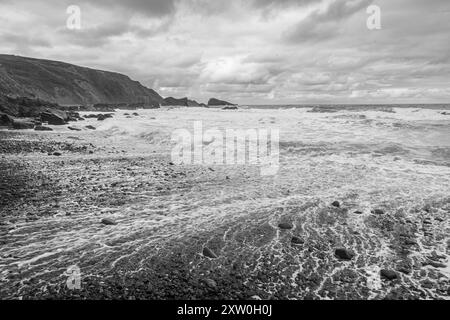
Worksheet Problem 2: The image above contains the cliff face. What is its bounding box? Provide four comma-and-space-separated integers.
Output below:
0, 54, 163, 106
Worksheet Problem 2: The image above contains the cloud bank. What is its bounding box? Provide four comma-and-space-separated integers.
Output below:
0, 0, 449, 104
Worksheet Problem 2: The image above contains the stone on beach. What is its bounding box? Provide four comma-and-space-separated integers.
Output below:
68, 126, 81, 131
101, 218, 117, 225
34, 125, 53, 131
291, 236, 304, 245
202, 247, 218, 259
85, 125, 96, 130
41, 110, 67, 125
11, 119, 35, 129
380, 269, 398, 280
278, 222, 293, 230
371, 209, 385, 215
203, 278, 217, 289
331, 201, 340, 208
335, 248, 355, 260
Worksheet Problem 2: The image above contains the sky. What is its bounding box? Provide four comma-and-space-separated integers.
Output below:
0, 0, 449, 104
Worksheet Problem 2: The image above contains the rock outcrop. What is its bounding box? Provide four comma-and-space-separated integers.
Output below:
207, 98, 236, 106
161, 97, 203, 107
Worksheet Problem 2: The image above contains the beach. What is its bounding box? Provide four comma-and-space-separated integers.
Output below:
0, 106, 449, 299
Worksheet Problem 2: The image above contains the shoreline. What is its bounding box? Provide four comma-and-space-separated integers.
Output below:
1, 121, 449, 299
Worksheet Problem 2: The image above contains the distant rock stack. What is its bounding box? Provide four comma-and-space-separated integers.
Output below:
161, 97, 203, 107
207, 98, 237, 107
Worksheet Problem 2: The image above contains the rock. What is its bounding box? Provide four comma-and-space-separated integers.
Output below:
278, 222, 293, 230
85, 125, 96, 130
423, 260, 446, 268
101, 218, 117, 225
371, 209, 385, 215
334, 248, 355, 260
132, 112, 139, 116
380, 269, 398, 280
68, 126, 81, 131
291, 236, 304, 245
0, 112, 14, 126
11, 119, 35, 129
250, 295, 262, 300
354, 210, 363, 214
202, 247, 218, 258
53, 152, 62, 156
331, 201, 340, 208
34, 125, 53, 131
208, 98, 236, 106
96, 114, 112, 121
40, 110, 67, 125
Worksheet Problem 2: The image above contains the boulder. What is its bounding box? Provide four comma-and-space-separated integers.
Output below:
331, 201, 340, 208
222, 106, 238, 110
85, 125, 96, 130
34, 125, 53, 131
335, 248, 355, 260
68, 126, 81, 131
380, 269, 398, 280
101, 218, 117, 225
11, 119, 35, 129
41, 110, 67, 125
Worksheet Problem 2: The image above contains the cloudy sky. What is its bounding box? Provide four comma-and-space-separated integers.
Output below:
1, 0, 449, 104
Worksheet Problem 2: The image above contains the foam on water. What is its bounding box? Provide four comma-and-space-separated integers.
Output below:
1, 105, 449, 299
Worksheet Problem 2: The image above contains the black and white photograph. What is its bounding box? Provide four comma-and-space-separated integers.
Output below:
0, 0, 449, 307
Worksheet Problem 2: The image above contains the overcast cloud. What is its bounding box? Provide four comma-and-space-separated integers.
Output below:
0, 0, 449, 104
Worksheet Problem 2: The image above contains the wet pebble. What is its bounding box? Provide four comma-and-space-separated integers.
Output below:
380, 269, 398, 280
331, 201, 340, 208
334, 248, 355, 260
101, 218, 117, 225
202, 247, 218, 259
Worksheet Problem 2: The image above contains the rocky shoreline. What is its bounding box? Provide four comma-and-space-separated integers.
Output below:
0, 126, 449, 300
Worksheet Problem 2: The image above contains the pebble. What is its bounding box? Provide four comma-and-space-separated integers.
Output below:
203, 279, 217, 289
334, 248, 355, 260
380, 269, 398, 280
278, 222, 293, 230
291, 236, 304, 245
101, 218, 117, 225
202, 247, 218, 259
